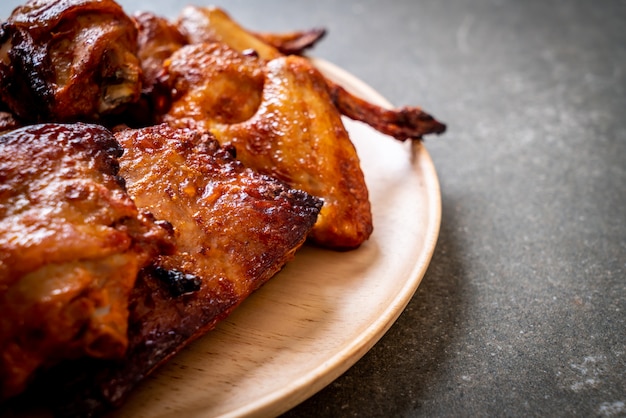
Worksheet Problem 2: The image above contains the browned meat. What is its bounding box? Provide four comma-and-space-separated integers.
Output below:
116, 10, 188, 127
0, 0, 141, 122
162, 42, 372, 249
116, 124, 322, 303
163, 42, 265, 127
252, 27, 327, 55
175, 5, 446, 140
133, 11, 186, 96
0, 111, 20, 134
177, 6, 283, 60
0, 123, 173, 400
20, 124, 321, 416
327, 81, 447, 140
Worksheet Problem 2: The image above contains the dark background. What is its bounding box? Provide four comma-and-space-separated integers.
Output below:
2, 1, 624, 416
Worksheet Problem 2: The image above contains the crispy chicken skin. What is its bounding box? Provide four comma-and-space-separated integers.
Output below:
129, 9, 325, 127
121, 11, 186, 126
116, 124, 322, 297
129, 5, 445, 246
0, 111, 20, 134
251, 27, 327, 56
0, 123, 173, 400
175, 5, 446, 140
133, 11, 185, 96
178, 5, 325, 57
177, 6, 283, 60
163, 42, 265, 127
31, 124, 322, 416
0, 0, 142, 122
0, 1, 447, 413
327, 81, 447, 140
163, 43, 372, 249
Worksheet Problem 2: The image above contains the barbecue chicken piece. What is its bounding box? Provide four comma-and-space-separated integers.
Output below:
0, 123, 173, 400
327, 81, 447, 141
134, 11, 186, 97
119, 10, 187, 126
0, 0, 141, 122
0, 111, 20, 134
30, 124, 322, 416
163, 43, 372, 249
252, 27, 327, 56
177, 6, 283, 60
176, 5, 446, 140
177, 5, 325, 57
116, 124, 322, 298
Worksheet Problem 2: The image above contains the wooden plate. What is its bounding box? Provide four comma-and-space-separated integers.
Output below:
113, 59, 441, 418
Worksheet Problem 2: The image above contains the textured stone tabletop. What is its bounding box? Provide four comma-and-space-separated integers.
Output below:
1, 0, 624, 416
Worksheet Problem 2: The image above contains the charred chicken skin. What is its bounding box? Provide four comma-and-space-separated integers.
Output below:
29, 124, 322, 416
0, 123, 173, 400
175, 5, 446, 140
0, 0, 142, 122
162, 43, 372, 249
134, 11, 186, 95
252, 27, 327, 56
116, 124, 322, 303
154, 5, 445, 247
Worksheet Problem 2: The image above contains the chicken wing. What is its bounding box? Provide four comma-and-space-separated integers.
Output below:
252, 27, 327, 56
0, 123, 172, 400
175, 5, 446, 140
162, 43, 372, 249
0, 0, 141, 122
115, 124, 322, 295
177, 6, 283, 60
327, 81, 447, 140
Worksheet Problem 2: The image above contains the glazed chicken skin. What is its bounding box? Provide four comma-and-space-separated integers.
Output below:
116, 124, 322, 300
0, 111, 20, 134
0, 0, 142, 122
252, 27, 327, 56
134, 11, 186, 94
175, 5, 446, 140
162, 42, 372, 249
0, 123, 173, 400
32, 124, 322, 416
154, 5, 445, 247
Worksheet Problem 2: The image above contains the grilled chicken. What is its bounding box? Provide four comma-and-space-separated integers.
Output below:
20, 124, 322, 416
115, 10, 188, 127
115, 124, 322, 299
0, 111, 20, 134
134, 11, 186, 95
0, 0, 142, 122
162, 42, 372, 249
0, 123, 173, 401
326, 81, 447, 141
177, 6, 283, 60
252, 27, 327, 56
175, 5, 446, 139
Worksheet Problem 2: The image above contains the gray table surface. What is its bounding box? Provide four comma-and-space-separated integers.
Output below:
2, 1, 624, 417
